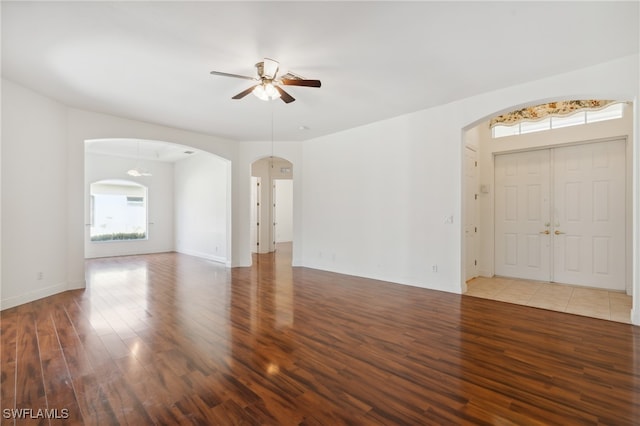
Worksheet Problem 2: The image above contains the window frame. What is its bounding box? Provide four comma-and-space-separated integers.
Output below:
89, 179, 149, 243
492, 102, 624, 139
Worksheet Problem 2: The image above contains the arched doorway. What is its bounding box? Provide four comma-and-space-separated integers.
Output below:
84, 138, 232, 264
462, 99, 635, 323
250, 156, 293, 255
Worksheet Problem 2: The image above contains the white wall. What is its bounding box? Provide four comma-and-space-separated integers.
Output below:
299, 55, 639, 309
84, 152, 174, 258
174, 152, 230, 264
1, 80, 74, 309
301, 111, 459, 291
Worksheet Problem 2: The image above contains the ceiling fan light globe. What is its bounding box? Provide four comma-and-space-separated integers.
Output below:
252, 83, 281, 101
252, 85, 267, 101
265, 83, 280, 99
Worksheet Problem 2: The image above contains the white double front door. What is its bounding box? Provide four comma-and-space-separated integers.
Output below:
494, 139, 626, 290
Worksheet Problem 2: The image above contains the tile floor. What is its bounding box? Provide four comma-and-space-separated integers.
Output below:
465, 276, 633, 324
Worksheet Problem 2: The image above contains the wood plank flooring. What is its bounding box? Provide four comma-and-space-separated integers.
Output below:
1, 244, 639, 425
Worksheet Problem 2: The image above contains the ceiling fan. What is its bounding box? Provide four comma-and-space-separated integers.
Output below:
210, 58, 321, 104
126, 141, 152, 177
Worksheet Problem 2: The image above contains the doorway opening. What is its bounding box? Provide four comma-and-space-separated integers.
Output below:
250, 156, 293, 255
84, 138, 232, 264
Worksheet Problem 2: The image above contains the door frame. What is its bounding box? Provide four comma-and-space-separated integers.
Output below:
464, 144, 480, 281
250, 176, 261, 253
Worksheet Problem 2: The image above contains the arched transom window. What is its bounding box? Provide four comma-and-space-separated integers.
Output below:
491, 100, 624, 138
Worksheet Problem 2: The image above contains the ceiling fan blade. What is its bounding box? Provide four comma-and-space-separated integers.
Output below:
281, 79, 321, 88
263, 58, 279, 79
210, 70, 257, 81
275, 86, 295, 103
232, 85, 258, 100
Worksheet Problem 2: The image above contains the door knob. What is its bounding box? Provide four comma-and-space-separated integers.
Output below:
539, 230, 550, 235
554, 230, 565, 235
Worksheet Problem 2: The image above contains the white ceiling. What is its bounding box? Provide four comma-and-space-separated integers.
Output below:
2, 1, 639, 146
85, 138, 200, 162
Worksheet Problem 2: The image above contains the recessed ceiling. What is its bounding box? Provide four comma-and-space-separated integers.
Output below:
85, 138, 199, 162
2, 2, 638, 142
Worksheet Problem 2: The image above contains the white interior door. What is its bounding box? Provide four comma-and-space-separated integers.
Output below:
464, 146, 479, 281
552, 140, 626, 290
494, 139, 626, 290
495, 149, 551, 281
273, 179, 293, 243
250, 177, 261, 253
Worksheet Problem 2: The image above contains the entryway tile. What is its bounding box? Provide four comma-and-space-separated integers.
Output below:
465, 278, 632, 324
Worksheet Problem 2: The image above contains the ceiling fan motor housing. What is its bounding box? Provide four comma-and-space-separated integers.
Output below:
255, 62, 265, 78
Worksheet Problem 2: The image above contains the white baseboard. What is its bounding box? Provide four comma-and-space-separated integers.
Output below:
85, 248, 172, 259
67, 280, 86, 290
631, 308, 640, 326
176, 248, 228, 265
478, 269, 493, 278
1, 282, 68, 311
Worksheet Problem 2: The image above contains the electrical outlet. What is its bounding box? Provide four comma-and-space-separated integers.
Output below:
36, 271, 43, 280
432, 265, 438, 273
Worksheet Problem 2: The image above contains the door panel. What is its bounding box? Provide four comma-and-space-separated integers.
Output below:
494, 139, 626, 290
250, 177, 261, 253
274, 179, 293, 243
494, 150, 551, 281
552, 140, 626, 289
464, 146, 478, 280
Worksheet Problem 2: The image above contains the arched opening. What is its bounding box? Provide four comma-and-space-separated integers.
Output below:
84, 138, 232, 264
462, 99, 635, 324
250, 156, 293, 255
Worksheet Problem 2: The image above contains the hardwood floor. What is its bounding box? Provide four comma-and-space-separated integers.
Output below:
1, 244, 639, 425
